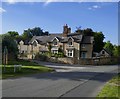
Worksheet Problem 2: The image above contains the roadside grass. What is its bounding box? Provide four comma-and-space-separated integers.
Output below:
97, 73, 120, 98
1, 59, 54, 79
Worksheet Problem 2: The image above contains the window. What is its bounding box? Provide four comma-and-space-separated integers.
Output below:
53, 39, 57, 46
68, 41, 72, 46
33, 41, 37, 46
53, 50, 58, 54
81, 44, 85, 48
67, 50, 73, 57
68, 39, 73, 46
102, 51, 105, 54
81, 52, 86, 58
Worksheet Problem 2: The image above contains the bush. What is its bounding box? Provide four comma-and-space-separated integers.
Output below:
35, 53, 47, 61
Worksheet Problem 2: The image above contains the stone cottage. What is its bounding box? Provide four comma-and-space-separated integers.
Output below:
17, 24, 94, 59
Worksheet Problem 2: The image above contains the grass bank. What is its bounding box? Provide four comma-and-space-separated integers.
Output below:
97, 73, 120, 98
1, 59, 54, 79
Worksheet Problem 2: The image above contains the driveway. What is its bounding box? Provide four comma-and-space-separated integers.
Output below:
2, 61, 118, 97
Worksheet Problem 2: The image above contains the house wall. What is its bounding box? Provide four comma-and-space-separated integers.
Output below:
18, 44, 28, 53
32, 43, 43, 54
73, 42, 80, 59
99, 50, 110, 57
81, 44, 93, 58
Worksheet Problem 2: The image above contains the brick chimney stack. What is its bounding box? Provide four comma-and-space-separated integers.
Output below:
63, 24, 71, 37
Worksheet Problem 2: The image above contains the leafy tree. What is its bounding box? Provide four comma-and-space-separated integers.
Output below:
93, 32, 105, 52
83, 28, 94, 36
113, 45, 120, 57
22, 29, 32, 40
2, 34, 18, 60
104, 41, 114, 55
48, 44, 52, 52
7, 31, 19, 38
22, 27, 49, 39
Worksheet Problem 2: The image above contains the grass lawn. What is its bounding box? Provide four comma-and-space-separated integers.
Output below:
97, 73, 120, 98
1, 59, 54, 79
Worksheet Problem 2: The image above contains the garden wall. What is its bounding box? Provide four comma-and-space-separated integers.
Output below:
46, 57, 119, 65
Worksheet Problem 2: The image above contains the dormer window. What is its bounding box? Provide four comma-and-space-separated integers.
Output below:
68, 38, 73, 46
19, 40, 24, 45
68, 41, 72, 46
33, 40, 37, 46
102, 51, 105, 54
53, 39, 58, 46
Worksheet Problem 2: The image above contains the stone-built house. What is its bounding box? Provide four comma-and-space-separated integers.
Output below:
97, 48, 112, 57
17, 24, 94, 59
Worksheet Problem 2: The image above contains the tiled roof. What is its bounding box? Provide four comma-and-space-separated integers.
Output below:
30, 33, 93, 44
16, 39, 30, 45
81, 36, 93, 44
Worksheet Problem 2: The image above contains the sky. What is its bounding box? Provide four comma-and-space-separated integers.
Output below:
1, 1, 118, 45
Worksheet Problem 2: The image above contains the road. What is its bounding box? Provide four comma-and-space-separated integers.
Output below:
2, 61, 118, 97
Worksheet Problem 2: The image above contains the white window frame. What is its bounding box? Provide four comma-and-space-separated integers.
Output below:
67, 50, 73, 57
53, 39, 58, 46
53, 50, 58, 54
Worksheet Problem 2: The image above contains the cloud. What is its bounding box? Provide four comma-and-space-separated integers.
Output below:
6, 0, 17, 4
88, 5, 101, 10
43, 0, 61, 6
2, 0, 119, 5
0, 7, 6, 13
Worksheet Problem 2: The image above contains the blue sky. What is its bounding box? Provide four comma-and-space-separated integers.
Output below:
1, 2, 118, 45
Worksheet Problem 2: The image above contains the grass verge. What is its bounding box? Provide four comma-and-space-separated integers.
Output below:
97, 73, 120, 98
1, 59, 54, 79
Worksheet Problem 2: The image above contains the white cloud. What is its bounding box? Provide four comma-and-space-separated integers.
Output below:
43, 0, 56, 6
3, 0, 119, 3
88, 5, 101, 10
0, 8, 6, 13
93, 5, 101, 8
6, 0, 17, 4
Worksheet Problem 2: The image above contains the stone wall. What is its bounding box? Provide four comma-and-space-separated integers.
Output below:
47, 57, 119, 65
78, 57, 119, 65
46, 57, 76, 65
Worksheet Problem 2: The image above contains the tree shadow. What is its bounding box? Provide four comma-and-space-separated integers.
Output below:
16, 70, 118, 83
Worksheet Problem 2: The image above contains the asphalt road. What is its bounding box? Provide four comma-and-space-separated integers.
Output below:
2, 61, 118, 97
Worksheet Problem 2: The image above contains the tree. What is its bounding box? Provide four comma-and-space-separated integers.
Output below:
93, 32, 105, 52
22, 27, 49, 39
104, 41, 114, 55
83, 28, 94, 36
113, 45, 120, 57
48, 44, 52, 52
7, 31, 19, 38
2, 34, 18, 60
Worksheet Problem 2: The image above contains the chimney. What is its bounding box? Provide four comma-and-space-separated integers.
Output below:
68, 28, 71, 33
63, 24, 71, 37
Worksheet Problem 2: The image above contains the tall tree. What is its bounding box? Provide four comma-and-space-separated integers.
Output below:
113, 45, 120, 57
104, 41, 114, 55
83, 28, 94, 36
2, 34, 18, 60
22, 27, 49, 39
7, 31, 19, 38
93, 32, 105, 52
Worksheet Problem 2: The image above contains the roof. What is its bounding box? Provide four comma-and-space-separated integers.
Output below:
29, 34, 62, 44
16, 39, 30, 45
102, 48, 112, 56
30, 33, 93, 45
81, 36, 93, 44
